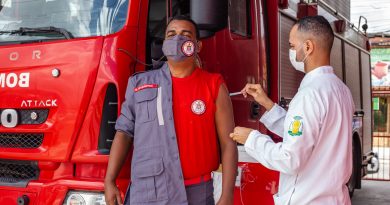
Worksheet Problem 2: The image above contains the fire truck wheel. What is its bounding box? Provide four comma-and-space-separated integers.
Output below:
347, 137, 360, 198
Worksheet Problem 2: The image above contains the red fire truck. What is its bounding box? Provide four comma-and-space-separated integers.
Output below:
0, 0, 377, 204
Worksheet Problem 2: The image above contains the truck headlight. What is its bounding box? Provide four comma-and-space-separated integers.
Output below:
63, 191, 106, 205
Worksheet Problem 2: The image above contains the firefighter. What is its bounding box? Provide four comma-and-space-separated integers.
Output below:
104, 15, 238, 205
230, 16, 354, 205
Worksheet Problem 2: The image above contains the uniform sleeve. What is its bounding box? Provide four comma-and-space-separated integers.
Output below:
259, 104, 287, 137
115, 77, 136, 137
244, 92, 321, 175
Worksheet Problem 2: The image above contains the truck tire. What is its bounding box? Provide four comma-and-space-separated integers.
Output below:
347, 137, 360, 197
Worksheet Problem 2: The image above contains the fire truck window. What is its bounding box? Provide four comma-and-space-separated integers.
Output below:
147, 0, 189, 64
147, 0, 167, 66
228, 0, 251, 37
0, 0, 129, 43
148, 0, 166, 41
171, 0, 190, 17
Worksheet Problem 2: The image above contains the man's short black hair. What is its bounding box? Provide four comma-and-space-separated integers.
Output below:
295, 15, 334, 52
166, 15, 200, 40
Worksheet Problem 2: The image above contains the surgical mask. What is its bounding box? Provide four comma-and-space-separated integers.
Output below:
162, 35, 197, 62
289, 45, 309, 73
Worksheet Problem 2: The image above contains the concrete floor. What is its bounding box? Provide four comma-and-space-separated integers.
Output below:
352, 180, 390, 205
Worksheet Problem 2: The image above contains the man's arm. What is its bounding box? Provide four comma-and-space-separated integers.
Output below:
215, 84, 238, 205
105, 132, 132, 205
105, 78, 136, 205
259, 104, 287, 137
104, 131, 133, 205
232, 92, 321, 175
241, 83, 286, 137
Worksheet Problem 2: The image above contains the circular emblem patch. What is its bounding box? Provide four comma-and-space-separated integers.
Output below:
191, 100, 206, 115
181, 40, 195, 57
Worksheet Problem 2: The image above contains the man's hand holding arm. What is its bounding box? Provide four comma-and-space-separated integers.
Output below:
229, 126, 254, 145
215, 84, 238, 205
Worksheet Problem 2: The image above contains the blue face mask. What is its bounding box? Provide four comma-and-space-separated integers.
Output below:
162, 35, 197, 62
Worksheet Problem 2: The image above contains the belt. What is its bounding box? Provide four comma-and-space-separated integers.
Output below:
184, 173, 212, 186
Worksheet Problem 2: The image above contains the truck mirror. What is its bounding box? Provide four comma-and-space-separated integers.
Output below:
190, 0, 228, 39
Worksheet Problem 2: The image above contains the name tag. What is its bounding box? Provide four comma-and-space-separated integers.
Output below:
134, 84, 158, 92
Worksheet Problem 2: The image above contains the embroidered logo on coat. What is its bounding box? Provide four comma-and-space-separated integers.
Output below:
288, 116, 303, 136
134, 84, 158, 92
181, 40, 195, 57
191, 100, 206, 115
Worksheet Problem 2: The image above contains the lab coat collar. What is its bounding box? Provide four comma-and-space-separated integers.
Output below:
299, 66, 334, 89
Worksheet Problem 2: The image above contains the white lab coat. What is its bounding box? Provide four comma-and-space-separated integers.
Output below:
244, 66, 354, 205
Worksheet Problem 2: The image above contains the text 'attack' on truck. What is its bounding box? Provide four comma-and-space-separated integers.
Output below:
0, 0, 379, 204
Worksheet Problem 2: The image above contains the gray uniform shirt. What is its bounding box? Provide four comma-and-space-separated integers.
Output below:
115, 63, 188, 205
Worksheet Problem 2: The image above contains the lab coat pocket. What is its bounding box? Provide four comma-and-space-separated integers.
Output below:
273, 189, 294, 205
131, 158, 168, 203
135, 88, 158, 123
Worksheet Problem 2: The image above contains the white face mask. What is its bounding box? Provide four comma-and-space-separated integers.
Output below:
289, 45, 309, 73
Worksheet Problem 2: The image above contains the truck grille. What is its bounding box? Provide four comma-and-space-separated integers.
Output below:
0, 133, 44, 148
19, 109, 49, 125
0, 160, 39, 187
0, 109, 48, 125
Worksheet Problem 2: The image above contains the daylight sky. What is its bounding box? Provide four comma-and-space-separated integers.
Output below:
351, 0, 390, 35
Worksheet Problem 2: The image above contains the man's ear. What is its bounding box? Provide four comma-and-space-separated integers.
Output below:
305, 40, 314, 55
197, 40, 202, 53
